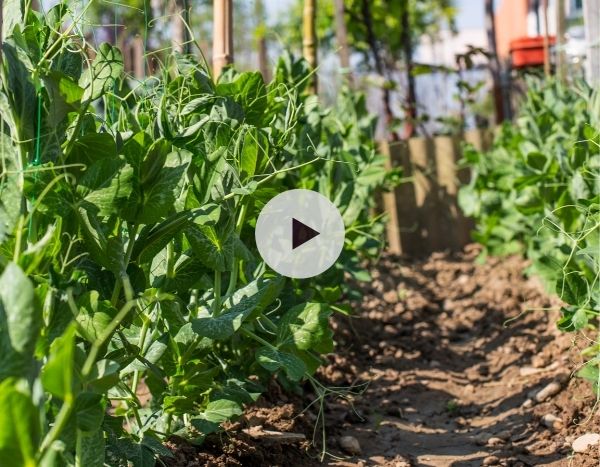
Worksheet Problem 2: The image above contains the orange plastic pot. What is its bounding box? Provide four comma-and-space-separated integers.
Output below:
510, 36, 556, 68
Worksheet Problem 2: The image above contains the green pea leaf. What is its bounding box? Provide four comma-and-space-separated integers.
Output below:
277, 302, 333, 353
41, 324, 78, 400
0, 378, 39, 466
80, 43, 124, 103
197, 399, 242, 424
255, 347, 307, 381
0, 263, 41, 381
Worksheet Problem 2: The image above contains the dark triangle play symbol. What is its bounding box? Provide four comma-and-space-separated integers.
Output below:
292, 218, 320, 249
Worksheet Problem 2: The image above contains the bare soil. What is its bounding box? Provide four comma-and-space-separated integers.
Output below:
163, 246, 600, 466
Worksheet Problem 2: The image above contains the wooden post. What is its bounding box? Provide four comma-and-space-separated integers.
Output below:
334, 0, 352, 86
302, 0, 317, 93
556, 0, 567, 82
213, 0, 233, 78
583, 0, 600, 86
380, 140, 402, 254
542, 0, 551, 76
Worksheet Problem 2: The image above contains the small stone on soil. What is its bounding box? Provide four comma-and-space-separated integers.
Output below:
534, 380, 562, 402
486, 436, 505, 447
572, 433, 600, 453
482, 455, 500, 466
474, 432, 490, 445
339, 435, 362, 455
541, 413, 563, 431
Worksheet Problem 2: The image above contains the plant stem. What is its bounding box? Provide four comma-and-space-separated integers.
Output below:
240, 327, 277, 350
226, 201, 249, 296
38, 398, 74, 456
213, 271, 222, 315
81, 300, 137, 378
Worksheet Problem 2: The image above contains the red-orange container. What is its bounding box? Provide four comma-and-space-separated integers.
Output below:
510, 36, 556, 68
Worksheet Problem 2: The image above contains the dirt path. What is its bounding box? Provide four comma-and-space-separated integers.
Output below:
165, 247, 600, 467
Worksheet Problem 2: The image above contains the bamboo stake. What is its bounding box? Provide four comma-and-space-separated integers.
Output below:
213, 0, 233, 78
302, 0, 317, 93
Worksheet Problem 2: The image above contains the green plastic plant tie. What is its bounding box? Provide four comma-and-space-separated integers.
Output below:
110, 4, 119, 126
34, 89, 42, 166
27, 89, 43, 242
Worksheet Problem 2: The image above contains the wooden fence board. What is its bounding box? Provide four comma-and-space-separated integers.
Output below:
382, 129, 493, 256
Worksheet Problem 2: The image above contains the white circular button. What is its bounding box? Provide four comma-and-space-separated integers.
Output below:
255, 189, 345, 279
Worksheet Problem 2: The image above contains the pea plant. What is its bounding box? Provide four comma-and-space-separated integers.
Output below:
459, 77, 600, 391
0, 3, 395, 466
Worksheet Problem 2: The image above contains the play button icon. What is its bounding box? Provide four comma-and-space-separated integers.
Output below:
292, 218, 319, 249
255, 189, 345, 278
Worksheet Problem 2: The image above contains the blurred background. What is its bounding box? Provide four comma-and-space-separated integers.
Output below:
37, 0, 600, 139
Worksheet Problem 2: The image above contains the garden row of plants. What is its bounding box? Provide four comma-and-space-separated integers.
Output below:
459, 77, 600, 390
0, 4, 395, 466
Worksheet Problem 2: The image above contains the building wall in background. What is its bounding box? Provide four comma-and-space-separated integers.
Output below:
495, 0, 530, 59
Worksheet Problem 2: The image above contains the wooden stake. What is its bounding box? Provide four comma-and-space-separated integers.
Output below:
302, 0, 317, 93
380, 140, 402, 254
213, 0, 233, 78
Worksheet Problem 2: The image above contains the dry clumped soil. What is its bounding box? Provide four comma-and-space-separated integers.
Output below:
163, 246, 600, 466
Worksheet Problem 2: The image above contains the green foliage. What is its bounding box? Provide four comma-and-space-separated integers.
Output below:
459, 77, 600, 389
0, 5, 394, 466
276, 0, 456, 68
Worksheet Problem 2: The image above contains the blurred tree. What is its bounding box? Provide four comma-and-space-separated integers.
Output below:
170, 0, 191, 54
275, 0, 456, 138
334, 0, 352, 85
254, 0, 269, 80
484, 0, 505, 123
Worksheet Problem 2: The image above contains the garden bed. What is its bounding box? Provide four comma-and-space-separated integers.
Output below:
164, 246, 599, 466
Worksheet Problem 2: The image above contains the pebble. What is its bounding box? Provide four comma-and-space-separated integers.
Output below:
534, 381, 562, 402
541, 413, 563, 431
572, 433, 600, 453
339, 435, 362, 455
531, 354, 550, 368
519, 366, 541, 377
487, 437, 504, 447
474, 432, 490, 445
383, 290, 399, 304
522, 398, 533, 408
482, 455, 500, 466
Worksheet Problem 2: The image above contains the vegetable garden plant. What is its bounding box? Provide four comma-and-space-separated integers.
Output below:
459, 77, 600, 392
0, 3, 395, 465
